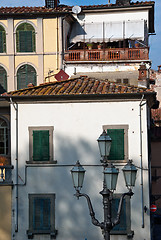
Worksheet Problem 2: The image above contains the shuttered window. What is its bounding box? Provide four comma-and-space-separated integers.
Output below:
0, 66, 7, 93
103, 125, 128, 162
17, 64, 37, 90
16, 23, 35, 52
28, 194, 57, 237
33, 130, 49, 161
28, 127, 55, 164
19, 31, 33, 52
107, 129, 124, 160
0, 25, 6, 53
111, 195, 132, 235
33, 198, 51, 230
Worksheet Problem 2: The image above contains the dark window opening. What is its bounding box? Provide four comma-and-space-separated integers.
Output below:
0, 25, 6, 53
0, 66, 7, 93
123, 79, 129, 84
116, 79, 121, 83
16, 23, 35, 52
0, 118, 8, 156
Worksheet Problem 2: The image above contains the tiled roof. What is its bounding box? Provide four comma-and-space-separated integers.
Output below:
151, 109, 161, 121
0, 1, 154, 14
7, 77, 153, 97
0, 6, 69, 14
57, 1, 154, 11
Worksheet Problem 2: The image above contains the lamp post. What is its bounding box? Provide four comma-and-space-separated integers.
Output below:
71, 130, 137, 240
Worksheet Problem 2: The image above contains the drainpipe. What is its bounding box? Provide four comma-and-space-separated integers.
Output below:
10, 98, 18, 232
59, 17, 63, 70
56, 16, 59, 70
60, 16, 65, 70
139, 94, 146, 228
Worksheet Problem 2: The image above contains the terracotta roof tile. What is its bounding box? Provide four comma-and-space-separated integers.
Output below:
0, 1, 155, 15
6, 77, 154, 97
0, 6, 69, 14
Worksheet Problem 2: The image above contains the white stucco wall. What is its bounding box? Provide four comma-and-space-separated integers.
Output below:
11, 100, 151, 240
65, 63, 140, 78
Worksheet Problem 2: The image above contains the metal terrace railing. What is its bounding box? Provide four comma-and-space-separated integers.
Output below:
0, 165, 12, 184
64, 48, 149, 62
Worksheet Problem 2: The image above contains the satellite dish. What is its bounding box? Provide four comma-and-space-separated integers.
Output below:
72, 5, 81, 14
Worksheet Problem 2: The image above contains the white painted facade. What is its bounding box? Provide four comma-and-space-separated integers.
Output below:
64, 4, 153, 80
65, 63, 140, 79
10, 98, 151, 240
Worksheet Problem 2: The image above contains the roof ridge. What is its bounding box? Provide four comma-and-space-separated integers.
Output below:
7, 77, 84, 94
6, 77, 154, 97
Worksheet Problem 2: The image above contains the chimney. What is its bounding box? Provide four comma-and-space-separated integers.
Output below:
138, 63, 149, 88
45, 0, 60, 8
158, 65, 161, 73
27, 83, 34, 88
116, 0, 131, 6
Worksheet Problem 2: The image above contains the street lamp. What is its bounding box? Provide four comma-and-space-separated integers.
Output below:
71, 131, 137, 240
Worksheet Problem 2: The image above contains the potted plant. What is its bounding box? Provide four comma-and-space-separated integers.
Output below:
0, 156, 10, 165
135, 42, 140, 48
97, 43, 102, 50
87, 43, 93, 50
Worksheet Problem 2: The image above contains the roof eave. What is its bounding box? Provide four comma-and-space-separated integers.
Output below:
80, 2, 155, 12
1, 91, 156, 107
0, 11, 71, 18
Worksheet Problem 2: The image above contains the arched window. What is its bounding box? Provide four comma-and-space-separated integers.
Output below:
0, 66, 7, 93
0, 118, 8, 156
16, 23, 36, 52
17, 64, 37, 90
0, 25, 6, 53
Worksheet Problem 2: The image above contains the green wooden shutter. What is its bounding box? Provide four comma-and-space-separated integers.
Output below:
19, 31, 26, 52
43, 199, 51, 229
107, 129, 124, 160
26, 31, 33, 52
33, 130, 49, 161
28, 69, 36, 86
19, 31, 33, 52
0, 31, 6, 53
112, 198, 126, 231
17, 64, 37, 90
0, 67, 7, 92
33, 198, 51, 230
17, 70, 27, 90
0, 32, 3, 52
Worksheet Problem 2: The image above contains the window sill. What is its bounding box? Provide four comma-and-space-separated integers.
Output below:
106, 159, 128, 163
111, 230, 134, 238
15, 52, 36, 55
27, 229, 58, 239
26, 160, 57, 164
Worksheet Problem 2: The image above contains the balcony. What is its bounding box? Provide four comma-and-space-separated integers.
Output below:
0, 157, 12, 185
0, 165, 13, 184
64, 47, 149, 62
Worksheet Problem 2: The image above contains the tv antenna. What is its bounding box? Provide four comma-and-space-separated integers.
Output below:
72, 5, 82, 14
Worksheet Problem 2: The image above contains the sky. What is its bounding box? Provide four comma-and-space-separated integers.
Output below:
0, 0, 160, 70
